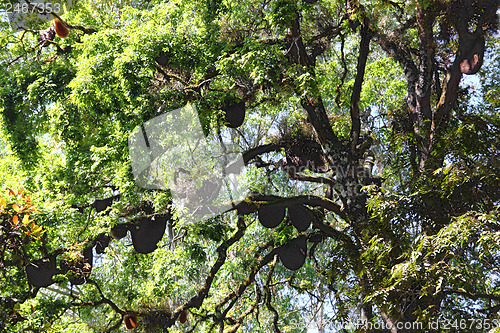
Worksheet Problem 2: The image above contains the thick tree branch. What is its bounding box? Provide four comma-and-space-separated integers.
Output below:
242, 143, 284, 164
234, 193, 345, 219
335, 33, 348, 108
288, 172, 336, 187
433, 58, 462, 135
349, 20, 371, 155
300, 99, 342, 150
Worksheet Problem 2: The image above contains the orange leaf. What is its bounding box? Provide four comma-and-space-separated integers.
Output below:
8, 189, 15, 196
0, 197, 5, 208
12, 204, 20, 212
18, 189, 25, 197
13, 215, 19, 225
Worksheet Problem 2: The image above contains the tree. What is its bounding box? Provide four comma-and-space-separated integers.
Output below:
0, 0, 499, 332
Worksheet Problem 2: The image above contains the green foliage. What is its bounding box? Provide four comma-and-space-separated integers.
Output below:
271, 0, 299, 29
0, 63, 74, 164
0, 0, 499, 331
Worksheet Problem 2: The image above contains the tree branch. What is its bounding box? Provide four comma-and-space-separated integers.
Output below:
242, 143, 284, 164
234, 193, 345, 219
264, 255, 281, 333
349, 20, 371, 156
167, 216, 248, 326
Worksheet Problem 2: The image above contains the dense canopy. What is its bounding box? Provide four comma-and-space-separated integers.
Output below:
0, 0, 500, 332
